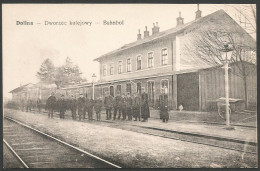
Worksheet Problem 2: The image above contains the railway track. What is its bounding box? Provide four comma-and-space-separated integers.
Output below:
6, 109, 257, 155
3, 117, 121, 168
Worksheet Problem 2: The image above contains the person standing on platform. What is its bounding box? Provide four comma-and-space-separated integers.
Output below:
133, 93, 141, 121
159, 88, 169, 123
20, 98, 25, 112
58, 94, 66, 119
26, 98, 32, 112
141, 88, 150, 122
113, 91, 122, 120
36, 98, 42, 113
126, 92, 133, 121
77, 93, 85, 121
94, 97, 103, 121
121, 94, 127, 120
83, 94, 88, 119
104, 92, 113, 120
70, 95, 77, 120
86, 96, 94, 120
46, 92, 56, 118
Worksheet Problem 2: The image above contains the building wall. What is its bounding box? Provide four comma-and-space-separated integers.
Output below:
199, 64, 257, 111
99, 37, 175, 82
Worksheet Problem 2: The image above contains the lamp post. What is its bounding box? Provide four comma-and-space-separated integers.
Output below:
220, 43, 234, 130
92, 73, 97, 100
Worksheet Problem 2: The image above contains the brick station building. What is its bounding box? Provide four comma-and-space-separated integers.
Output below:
92, 9, 256, 111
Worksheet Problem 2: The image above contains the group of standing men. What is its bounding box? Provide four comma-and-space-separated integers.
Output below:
46, 92, 103, 121
42, 87, 169, 123
104, 88, 150, 122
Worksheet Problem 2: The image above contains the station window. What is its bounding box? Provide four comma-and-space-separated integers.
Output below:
126, 83, 132, 95
127, 58, 132, 72
118, 61, 122, 74
137, 56, 142, 70
103, 65, 107, 76
161, 48, 168, 65
161, 79, 169, 94
148, 52, 154, 68
110, 63, 114, 75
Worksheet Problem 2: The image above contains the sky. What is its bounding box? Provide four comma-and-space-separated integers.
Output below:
2, 4, 256, 98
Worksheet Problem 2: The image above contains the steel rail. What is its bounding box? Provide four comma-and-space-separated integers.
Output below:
3, 139, 29, 168
4, 116, 121, 168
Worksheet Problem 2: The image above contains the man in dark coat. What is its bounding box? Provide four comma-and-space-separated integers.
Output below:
46, 92, 56, 118
58, 94, 66, 119
86, 96, 94, 120
83, 94, 88, 119
94, 97, 103, 121
113, 91, 122, 120
159, 88, 169, 123
26, 98, 32, 112
70, 95, 77, 120
20, 98, 25, 112
104, 92, 113, 120
141, 88, 150, 122
120, 94, 127, 120
77, 94, 85, 121
36, 98, 42, 113
132, 93, 141, 121
126, 93, 133, 121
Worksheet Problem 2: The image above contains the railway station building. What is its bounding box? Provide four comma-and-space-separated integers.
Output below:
92, 9, 256, 111
9, 9, 256, 112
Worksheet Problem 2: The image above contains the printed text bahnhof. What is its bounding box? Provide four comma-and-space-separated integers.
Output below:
16, 20, 124, 26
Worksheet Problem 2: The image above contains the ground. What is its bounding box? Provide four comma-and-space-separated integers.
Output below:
3, 109, 258, 168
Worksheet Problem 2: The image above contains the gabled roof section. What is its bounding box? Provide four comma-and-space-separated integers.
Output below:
94, 9, 256, 62
9, 83, 35, 93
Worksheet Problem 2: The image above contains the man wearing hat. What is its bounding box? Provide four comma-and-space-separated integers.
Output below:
113, 90, 122, 120
132, 92, 141, 121
126, 92, 133, 121
159, 87, 169, 123
141, 87, 150, 122
70, 95, 77, 120
58, 94, 66, 119
46, 92, 56, 118
104, 91, 113, 120
77, 93, 85, 121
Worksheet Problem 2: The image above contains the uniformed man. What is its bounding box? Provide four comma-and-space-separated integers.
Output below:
141, 88, 150, 122
120, 94, 127, 120
46, 92, 56, 118
126, 92, 133, 121
86, 96, 94, 120
70, 95, 77, 120
20, 98, 25, 112
77, 93, 85, 121
113, 91, 122, 120
83, 94, 88, 119
36, 98, 42, 113
94, 97, 103, 121
159, 87, 169, 123
26, 98, 32, 112
104, 92, 113, 120
132, 93, 141, 121
58, 94, 66, 119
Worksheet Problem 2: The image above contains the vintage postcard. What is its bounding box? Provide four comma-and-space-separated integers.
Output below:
2, 3, 257, 168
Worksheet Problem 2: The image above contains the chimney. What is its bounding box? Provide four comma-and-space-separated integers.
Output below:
144, 26, 149, 38
176, 12, 184, 26
152, 22, 160, 35
137, 29, 142, 40
195, 4, 202, 19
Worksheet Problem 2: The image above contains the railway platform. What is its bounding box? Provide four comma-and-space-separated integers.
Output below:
3, 108, 258, 168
